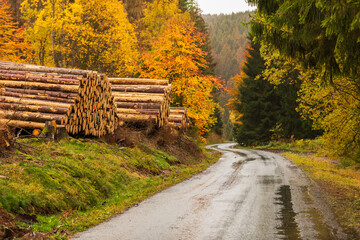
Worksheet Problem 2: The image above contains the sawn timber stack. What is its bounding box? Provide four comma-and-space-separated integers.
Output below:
0, 61, 118, 137
168, 107, 190, 131
109, 78, 171, 128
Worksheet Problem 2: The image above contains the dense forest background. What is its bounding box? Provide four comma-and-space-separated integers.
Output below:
203, 12, 251, 139
0, 0, 223, 140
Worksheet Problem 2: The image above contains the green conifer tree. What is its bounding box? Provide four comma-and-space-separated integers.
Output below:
232, 36, 280, 145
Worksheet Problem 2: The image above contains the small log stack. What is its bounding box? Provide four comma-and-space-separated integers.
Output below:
0, 61, 118, 137
109, 78, 171, 128
168, 107, 190, 131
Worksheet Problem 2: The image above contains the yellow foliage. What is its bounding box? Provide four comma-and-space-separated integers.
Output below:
297, 71, 360, 161
21, 0, 139, 76
141, 0, 180, 46
227, 46, 249, 125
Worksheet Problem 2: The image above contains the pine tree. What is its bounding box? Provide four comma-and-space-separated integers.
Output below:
230, 36, 280, 145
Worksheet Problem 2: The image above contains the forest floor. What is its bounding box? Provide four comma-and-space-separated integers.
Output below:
258, 144, 360, 238
0, 127, 220, 240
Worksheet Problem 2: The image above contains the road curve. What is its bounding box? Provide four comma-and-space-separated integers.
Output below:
73, 143, 347, 240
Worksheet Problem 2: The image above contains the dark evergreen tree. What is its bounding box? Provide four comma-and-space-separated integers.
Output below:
232, 36, 320, 145
275, 81, 320, 140
233, 36, 280, 145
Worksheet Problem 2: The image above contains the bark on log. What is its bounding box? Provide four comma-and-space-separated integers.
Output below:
109, 78, 169, 86
0, 119, 46, 129
0, 80, 79, 92
111, 85, 169, 93
0, 109, 64, 123
0, 96, 72, 108
0, 69, 83, 80
0, 60, 91, 76
0, 90, 75, 103
0, 102, 68, 114
117, 113, 157, 122
116, 108, 160, 115
0, 73, 79, 85
114, 96, 164, 103
115, 102, 162, 109
4, 87, 77, 99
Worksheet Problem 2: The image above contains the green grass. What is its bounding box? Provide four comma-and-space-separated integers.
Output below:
258, 138, 324, 153
0, 137, 220, 239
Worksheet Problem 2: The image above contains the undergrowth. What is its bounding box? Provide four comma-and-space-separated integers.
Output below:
0, 136, 220, 239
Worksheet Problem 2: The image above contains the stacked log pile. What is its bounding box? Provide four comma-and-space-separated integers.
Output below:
0, 61, 118, 137
109, 78, 171, 128
168, 107, 190, 131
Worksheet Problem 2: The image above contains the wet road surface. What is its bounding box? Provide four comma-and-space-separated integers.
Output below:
73, 143, 347, 240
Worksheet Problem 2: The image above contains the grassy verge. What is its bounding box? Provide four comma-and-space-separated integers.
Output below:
0, 136, 220, 239
281, 152, 360, 237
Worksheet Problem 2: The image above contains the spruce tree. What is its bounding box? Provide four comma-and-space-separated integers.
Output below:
232, 36, 280, 145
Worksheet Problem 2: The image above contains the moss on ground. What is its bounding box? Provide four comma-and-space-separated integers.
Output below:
0, 137, 220, 239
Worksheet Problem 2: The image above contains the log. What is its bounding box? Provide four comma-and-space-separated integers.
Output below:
0, 60, 91, 76
0, 119, 46, 129
109, 78, 168, 86
117, 113, 157, 122
114, 96, 164, 103
0, 109, 64, 123
0, 96, 72, 108
0, 73, 79, 85
111, 85, 169, 93
0, 102, 68, 114
116, 108, 160, 115
4, 87, 77, 99
112, 92, 165, 98
115, 102, 162, 109
0, 80, 79, 92
0, 90, 75, 103
0, 69, 83, 80
168, 117, 183, 123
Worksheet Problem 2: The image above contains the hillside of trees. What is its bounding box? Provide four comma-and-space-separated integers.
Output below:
203, 12, 251, 81
203, 12, 252, 139
0, 0, 222, 140
227, 0, 360, 164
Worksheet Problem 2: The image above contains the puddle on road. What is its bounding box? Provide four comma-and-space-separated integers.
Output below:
275, 185, 302, 240
257, 175, 282, 185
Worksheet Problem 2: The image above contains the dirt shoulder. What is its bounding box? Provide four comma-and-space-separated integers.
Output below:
279, 152, 360, 239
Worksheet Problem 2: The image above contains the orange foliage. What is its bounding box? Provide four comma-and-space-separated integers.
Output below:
0, 0, 32, 62
227, 44, 251, 125
139, 5, 223, 137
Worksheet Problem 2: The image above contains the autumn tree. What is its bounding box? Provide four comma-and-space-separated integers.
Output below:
21, 0, 139, 76
139, 0, 222, 138
0, 0, 32, 62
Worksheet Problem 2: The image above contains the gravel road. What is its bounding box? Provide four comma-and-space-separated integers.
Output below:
73, 143, 347, 240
